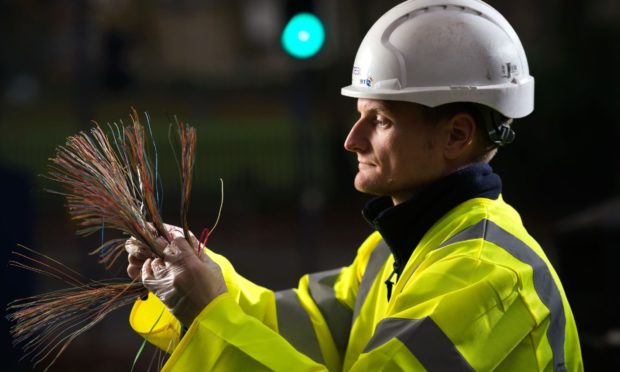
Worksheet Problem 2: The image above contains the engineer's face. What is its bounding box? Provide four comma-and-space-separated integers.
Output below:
344, 99, 445, 204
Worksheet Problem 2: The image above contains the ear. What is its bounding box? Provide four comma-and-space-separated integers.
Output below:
443, 113, 476, 160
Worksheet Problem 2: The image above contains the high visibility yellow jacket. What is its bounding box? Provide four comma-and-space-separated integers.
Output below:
130, 194, 582, 371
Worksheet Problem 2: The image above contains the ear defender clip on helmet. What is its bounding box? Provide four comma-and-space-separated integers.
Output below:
486, 110, 515, 147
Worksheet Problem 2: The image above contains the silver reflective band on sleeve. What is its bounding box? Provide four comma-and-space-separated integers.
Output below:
275, 289, 324, 364
437, 219, 567, 371
364, 317, 474, 371
353, 240, 391, 321
308, 269, 353, 355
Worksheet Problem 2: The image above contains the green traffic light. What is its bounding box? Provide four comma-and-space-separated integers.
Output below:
281, 12, 325, 59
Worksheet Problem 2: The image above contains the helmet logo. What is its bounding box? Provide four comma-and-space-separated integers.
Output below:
360, 76, 373, 87
352, 66, 373, 87
360, 76, 372, 87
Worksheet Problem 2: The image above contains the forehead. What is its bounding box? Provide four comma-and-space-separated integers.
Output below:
356, 98, 391, 113
356, 98, 429, 118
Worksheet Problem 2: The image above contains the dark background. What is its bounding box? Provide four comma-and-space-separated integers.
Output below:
1, 0, 618, 370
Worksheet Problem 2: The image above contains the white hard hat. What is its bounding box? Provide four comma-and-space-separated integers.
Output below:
341, 0, 534, 118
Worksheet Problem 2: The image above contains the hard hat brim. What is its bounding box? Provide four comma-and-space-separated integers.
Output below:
341, 77, 534, 119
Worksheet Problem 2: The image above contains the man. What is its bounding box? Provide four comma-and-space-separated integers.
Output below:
127, 0, 583, 370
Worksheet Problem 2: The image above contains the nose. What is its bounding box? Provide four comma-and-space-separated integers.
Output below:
344, 118, 368, 153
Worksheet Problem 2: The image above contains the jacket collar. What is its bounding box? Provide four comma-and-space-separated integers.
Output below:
362, 163, 502, 276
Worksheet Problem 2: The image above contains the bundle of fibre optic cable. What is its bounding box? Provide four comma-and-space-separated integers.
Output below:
6, 109, 202, 371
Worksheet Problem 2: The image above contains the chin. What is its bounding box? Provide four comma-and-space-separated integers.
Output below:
354, 178, 387, 197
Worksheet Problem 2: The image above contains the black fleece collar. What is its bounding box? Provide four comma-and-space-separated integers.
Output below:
362, 163, 502, 277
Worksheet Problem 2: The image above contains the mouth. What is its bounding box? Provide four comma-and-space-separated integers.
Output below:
358, 161, 375, 169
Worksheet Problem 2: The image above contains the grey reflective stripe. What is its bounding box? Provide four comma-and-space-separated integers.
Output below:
365, 317, 474, 371
353, 240, 391, 320
438, 219, 567, 370
275, 289, 324, 363
308, 269, 353, 355
436, 220, 488, 249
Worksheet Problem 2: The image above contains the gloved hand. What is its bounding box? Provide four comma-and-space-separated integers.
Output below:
125, 224, 198, 280
141, 229, 228, 327
125, 237, 156, 280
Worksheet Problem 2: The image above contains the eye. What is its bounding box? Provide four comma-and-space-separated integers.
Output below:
374, 115, 392, 128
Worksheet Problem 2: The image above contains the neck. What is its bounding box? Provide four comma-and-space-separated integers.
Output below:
390, 162, 481, 205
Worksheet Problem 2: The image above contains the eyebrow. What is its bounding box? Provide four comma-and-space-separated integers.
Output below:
357, 102, 392, 115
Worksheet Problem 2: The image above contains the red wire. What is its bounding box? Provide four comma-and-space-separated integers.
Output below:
197, 228, 210, 255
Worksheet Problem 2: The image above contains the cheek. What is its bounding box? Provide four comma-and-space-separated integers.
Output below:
388, 140, 435, 176
425, 132, 441, 152
386, 139, 415, 165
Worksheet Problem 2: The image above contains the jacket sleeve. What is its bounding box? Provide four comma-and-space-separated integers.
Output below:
129, 246, 279, 352
162, 292, 325, 371
129, 234, 379, 371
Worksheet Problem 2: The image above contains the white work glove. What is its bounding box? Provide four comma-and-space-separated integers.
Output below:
126, 237, 156, 280
125, 224, 197, 281
141, 229, 227, 327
